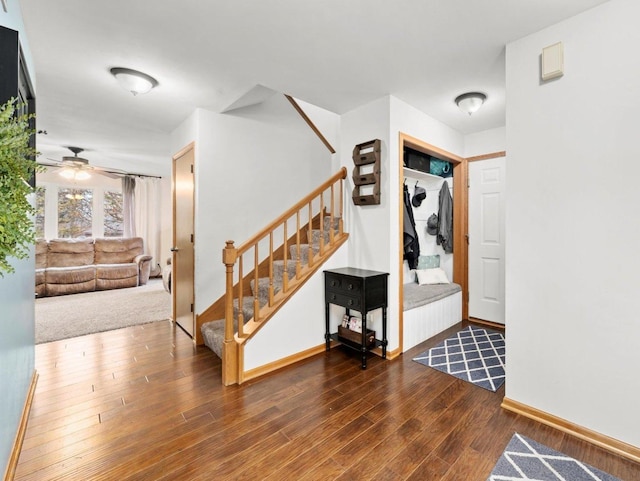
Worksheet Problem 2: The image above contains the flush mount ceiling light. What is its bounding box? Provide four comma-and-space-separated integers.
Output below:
455, 92, 487, 116
110, 67, 158, 96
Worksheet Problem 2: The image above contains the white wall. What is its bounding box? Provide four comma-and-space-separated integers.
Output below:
0, 3, 35, 474
170, 94, 334, 317
464, 126, 506, 158
339, 96, 393, 347
505, 0, 640, 447
294, 97, 341, 156
244, 244, 348, 370
159, 176, 172, 271
337, 96, 465, 352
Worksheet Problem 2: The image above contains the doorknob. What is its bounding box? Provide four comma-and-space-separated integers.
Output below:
170, 247, 180, 252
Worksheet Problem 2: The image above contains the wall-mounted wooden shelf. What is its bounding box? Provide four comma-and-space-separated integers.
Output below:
352, 139, 381, 205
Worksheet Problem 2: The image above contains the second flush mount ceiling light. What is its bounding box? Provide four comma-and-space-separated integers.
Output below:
455, 92, 487, 115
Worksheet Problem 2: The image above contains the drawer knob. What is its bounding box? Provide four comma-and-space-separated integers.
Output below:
331, 294, 336, 300
348, 299, 353, 306
347, 283, 353, 290
331, 280, 338, 286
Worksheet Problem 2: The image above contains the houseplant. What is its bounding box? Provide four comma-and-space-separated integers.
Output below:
0, 97, 38, 276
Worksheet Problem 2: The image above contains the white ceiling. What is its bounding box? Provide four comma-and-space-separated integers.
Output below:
18, 0, 609, 175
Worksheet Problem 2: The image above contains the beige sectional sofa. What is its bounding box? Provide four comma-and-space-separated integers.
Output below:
35, 237, 152, 297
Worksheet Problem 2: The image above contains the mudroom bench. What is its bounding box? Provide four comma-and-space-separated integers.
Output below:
403, 282, 462, 352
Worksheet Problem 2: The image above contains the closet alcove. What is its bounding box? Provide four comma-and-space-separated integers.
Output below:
397, 133, 468, 352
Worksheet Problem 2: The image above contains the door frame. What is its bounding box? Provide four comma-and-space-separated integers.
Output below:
172, 141, 196, 339
398, 133, 468, 352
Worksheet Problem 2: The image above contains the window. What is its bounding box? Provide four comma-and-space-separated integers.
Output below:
35, 186, 45, 238
57, 188, 93, 238
103, 190, 123, 237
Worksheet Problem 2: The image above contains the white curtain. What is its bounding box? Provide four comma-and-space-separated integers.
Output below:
122, 176, 136, 238
134, 177, 162, 277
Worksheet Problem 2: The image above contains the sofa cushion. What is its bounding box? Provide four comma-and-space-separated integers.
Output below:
44, 265, 97, 296
95, 263, 138, 291
47, 238, 95, 267
35, 239, 48, 269
35, 269, 46, 298
95, 263, 138, 280
45, 265, 96, 284
96, 276, 138, 291
35, 269, 46, 286
47, 279, 96, 297
94, 237, 144, 264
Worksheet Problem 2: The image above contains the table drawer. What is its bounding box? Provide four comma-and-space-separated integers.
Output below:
325, 273, 362, 295
326, 291, 361, 309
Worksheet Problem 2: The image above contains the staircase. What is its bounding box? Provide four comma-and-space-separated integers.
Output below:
196, 168, 348, 385
201, 218, 339, 358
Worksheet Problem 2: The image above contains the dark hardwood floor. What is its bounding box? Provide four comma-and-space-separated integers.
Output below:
15, 320, 638, 480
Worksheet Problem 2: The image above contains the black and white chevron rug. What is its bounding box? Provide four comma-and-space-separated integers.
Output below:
412, 325, 505, 391
488, 433, 621, 480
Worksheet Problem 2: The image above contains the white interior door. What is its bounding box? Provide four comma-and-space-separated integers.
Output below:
469, 156, 506, 324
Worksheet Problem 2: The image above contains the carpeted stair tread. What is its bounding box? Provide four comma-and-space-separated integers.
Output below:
289, 244, 318, 264
201, 319, 225, 358
250, 277, 281, 301
322, 216, 340, 232
233, 297, 259, 322
272, 259, 298, 285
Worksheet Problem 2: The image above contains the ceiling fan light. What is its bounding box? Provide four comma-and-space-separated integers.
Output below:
110, 67, 158, 96
59, 168, 91, 181
455, 92, 487, 115
65, 193, 84, 200
59, 168, 75, 179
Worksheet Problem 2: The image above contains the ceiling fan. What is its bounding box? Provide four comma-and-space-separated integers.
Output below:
38, 146, 124, 180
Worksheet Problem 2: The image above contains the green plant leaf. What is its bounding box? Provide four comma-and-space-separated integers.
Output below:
0, 97, 38, 277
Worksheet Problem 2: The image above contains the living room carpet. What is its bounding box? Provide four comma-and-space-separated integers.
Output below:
412, 325, 505, 392
487, 433, 621, 480
36, 279, 171, 344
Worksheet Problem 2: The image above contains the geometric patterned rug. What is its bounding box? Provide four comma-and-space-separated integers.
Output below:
487, 433, 621, 480
412, 325, 506, 392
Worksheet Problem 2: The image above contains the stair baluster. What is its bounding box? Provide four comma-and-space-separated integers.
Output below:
295, 211, 301, 279
319, 195, 325, 255
238, 255, 244, 337
269, 232, 274, 306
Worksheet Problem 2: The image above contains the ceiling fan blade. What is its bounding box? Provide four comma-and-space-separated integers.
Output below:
95, 170, 122, 179
37, 161, 62, 169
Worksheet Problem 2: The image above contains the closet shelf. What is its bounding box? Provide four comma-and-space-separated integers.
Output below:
403, 167, 446, 183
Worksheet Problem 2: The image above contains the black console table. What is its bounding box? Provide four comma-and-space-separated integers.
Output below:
324, 267, 388, 368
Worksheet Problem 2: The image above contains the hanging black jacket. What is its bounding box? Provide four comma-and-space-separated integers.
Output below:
403, 183, 420, 269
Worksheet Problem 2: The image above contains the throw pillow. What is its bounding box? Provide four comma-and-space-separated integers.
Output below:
416, 267, 450, 285
417, 254, 440, 270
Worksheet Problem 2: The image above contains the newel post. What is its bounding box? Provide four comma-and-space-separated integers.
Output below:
222, 240, 238, 385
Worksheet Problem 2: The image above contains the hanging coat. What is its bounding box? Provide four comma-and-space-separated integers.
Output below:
403, 183, 420, 269
436, 181, 453, 253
